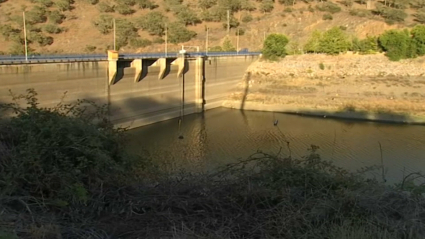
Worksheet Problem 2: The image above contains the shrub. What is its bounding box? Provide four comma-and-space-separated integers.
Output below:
198, 0, 217, 9
318, 27, 351, 54
222, 37, 236, 51
115, 18, 139, 49
241, 0, 256, 11
176, 6, 201, 25
168, 22, 196, 43
284, 7, 293, 12
86, 0, 99, 4
413, 11, 425, 23
373, 4, 407, 22
316, 2, 341, 13
0, 24, 21, 41
241, 13, 253, 23
221, 16, 239, 29
0, 89, 129, 207
44, 24, 62, 34
85, 44, 97, 52
56, 0, 73, 11
136, 12, 168, 36
48, 10, 65, 24
115, 4, 135, 15
35, 0, 54, 7
136, 0, 158, 9
378, 29, 411, 61
319, 62, 325, 70
351, 36, 379, 54
260, 0, 274, 12
129, 38, 152, 48
411, 24, 425, 56
97, 2, 115, 12
26, 6, 47, 24
152, 37, 165, 43
235, 28, 245, 36
93, 14, 114, 34
115, 0, 136, 6
349, 8, 372, 17
262, 33, 289, 60
322, 13, 333, 20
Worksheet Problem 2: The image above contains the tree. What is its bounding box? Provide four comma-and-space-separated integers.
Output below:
56, 0, 73, 11
198, 0, 217, 9
136, 0, 158, 9
222, 37, 236, 51
176, 6, 201, 25
262, 33, 289, 60
410, 24, 425, 56
115, 18, 138, 49
318, 27, 351, 54
93, 14, 114, 34
351, 36, 379, 54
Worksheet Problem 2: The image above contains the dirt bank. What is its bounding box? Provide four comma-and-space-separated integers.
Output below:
222, 53, 425, 124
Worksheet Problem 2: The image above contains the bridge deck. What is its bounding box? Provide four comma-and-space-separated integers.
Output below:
0, 52, 261, 65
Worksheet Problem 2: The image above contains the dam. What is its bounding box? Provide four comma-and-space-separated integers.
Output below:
0, 51, 260, 128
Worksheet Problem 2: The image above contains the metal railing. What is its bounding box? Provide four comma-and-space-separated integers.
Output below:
0, 51, 262, 64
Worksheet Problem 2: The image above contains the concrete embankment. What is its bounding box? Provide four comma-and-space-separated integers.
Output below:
222, 53, 425, 124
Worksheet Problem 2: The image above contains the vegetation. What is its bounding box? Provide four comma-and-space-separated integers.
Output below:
1, 90, 425, 238
262, 33, 289, 60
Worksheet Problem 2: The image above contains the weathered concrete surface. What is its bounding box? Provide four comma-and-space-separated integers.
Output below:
222, 54, 425, 124
0, 55, 259, 128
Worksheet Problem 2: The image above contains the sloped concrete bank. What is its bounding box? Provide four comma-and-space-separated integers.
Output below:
222, 53, 425, 124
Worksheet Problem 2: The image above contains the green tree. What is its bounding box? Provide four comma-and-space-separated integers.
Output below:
218, 0, 241, 12
136, 0, 158, 9
56, 0, 73, 11
168, 22, 196, 43
198, 0, 217, 9
97, 2, 115, 12
262, 33, 289, 60
26, 6, 48, 24
93, 14, 114, 34
378, 29, 411, 61
410, 24, 425, 56
176, 6, 201, 25
351, 36, 379, 54
48, 10, 65, 24
241, 0, 256, 11
115, 18, 138, 49
318, 27, 351, 54
136, 12, 168, 36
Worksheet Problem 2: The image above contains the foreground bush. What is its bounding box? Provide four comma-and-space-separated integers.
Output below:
0, 89, 131, 208
262, 33, 289, 60
1, 90, 424, 238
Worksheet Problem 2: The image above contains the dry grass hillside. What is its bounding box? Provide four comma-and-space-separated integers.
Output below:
0, 0, 422, 54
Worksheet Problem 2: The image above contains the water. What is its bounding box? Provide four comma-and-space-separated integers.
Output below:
126, 108, 425, 184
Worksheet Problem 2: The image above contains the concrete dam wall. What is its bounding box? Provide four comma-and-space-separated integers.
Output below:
0, 55, 258, 129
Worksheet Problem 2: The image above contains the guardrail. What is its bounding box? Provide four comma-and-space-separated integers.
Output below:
0, 51, 262, 64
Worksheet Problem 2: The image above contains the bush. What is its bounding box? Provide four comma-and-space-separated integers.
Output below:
235, 28, 245, 36
198, 0, 217, 9
262, 33, 289, 60
260, 0, 274, 12
378, 29, 411, 61
98, 2, 115, 12
136, 0, 158, 9
351, 36, 379, 54
373, 4, 407, 22
26, 6, 47, 24
86, 0, 99, 4
136, 11, 168, 36
221, 16, 239, 29
0, 89, 129, 207
85, 44, 97, 52
168, 22, 196, 43
318, 27, 351, 54
222, 37, 236, 51
319, 62, 325, 70
115, 18, 139, 49
209, 45, 223, 51
349, 8, 372, 17
129, 38, 152, 48
44, 24, 62, 34
316, 2, 341, 13
0, 24, 21, 41
322, 13, 333, 20
241, 13, 253, 23
48, 10, 65, 24
35, 0, 54, 7
175, 6, 201, 25
93, 14, 114, 34
115, 4, 135, 15
56, 0, 73, 11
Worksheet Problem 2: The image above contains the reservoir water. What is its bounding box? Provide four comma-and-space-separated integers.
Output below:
126, 108, 425, 184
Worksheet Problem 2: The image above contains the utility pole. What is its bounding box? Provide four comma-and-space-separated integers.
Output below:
113, 18, 116, 51
227, 9, 230, 36
205, 26, 209, 55
23, 11, 28, 61
165, 23, 168, 57
236, 28, 240, 54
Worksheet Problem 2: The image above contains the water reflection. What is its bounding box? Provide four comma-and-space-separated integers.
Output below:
126, 108, 425, 184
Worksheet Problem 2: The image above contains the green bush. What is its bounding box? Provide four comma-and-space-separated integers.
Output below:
349, 8, 372, 17
85, 44, 97, 52
284, 7, 293, 12
316, 2, 341, 14
209, 45, 223, 52
129, 38, 152, 48
86, 0, 99, 4
411, 24, 425, 56
373, 4, 407, 22
168, 22, 197, 43
235, 28, 245, 36
136, 0, 158, 9
221, 16, 239, 29
241, 13, 253, 23
26, 6, 48, 24
378, 29, 411, 61
115, 0, 136, 6
35, 0, 54, 7
0, 24, 21, 41
319, 62, 325, 70
318, 27, 351, 54
115, 4, 135, 15
351, 36, 379, 54
222, 37, 236, 51
260, 0, 274, 12
44, 24, 62, 34
152, 37, 165, 43
414, 11, 425, 23
93, 14, 114, 34
241, 0, 256, 11
322, 13, 333, 20
175, 6, 201, 25
262, 33, 289, 60
97, 2, 115, 12
0, 89, 129, 206
48, 10, 66, 24
198, 0, 217, 9
136, 11, 168, 36
56, 0, 73, 11
115, 18, 139, 49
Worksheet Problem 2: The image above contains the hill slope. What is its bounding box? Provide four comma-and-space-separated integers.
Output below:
0, 0, 421, 54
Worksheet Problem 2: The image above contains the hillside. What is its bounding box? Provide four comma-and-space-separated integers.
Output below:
0, 0, 423, 54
